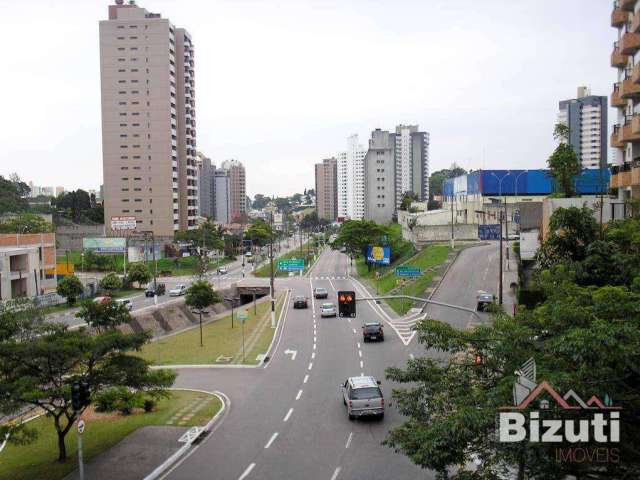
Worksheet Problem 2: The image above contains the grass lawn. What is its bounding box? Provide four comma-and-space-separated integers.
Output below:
253, 243, 316, 278
1, 390, 222, 480
138, 292, 287, 365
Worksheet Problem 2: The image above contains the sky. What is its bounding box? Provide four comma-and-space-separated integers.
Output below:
0, 0, 615, 197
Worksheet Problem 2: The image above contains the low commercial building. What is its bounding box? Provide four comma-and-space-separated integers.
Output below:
0, 233, 57, 300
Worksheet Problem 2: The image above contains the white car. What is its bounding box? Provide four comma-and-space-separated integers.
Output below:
320, 302, 337, 317
115, 298, 133, 311
217, 267, 228, 275
169, 284, 187, 296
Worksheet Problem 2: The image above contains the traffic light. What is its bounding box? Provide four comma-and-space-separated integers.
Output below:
71, 380, 91, 411
338, 291, 356, 318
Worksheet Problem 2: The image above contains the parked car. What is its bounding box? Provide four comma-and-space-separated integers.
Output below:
293, 296, 308, 309
341, 376, 385, 420
314, 287, 329, 299
476, 291, 495, 311
145, 283, 166, 297
115, 298, 133, 311
217, 267, 228, 275
320, 302, 336, 317
362, 322, 384, 342
169, 284, 187, 296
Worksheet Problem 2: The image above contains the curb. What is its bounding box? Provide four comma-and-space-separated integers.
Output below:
143, 388, 230, 480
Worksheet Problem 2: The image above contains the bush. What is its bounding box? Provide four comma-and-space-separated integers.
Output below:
143, 398, 156, 412
95, 387, 144, 414
99, 272, 123, 292
95, 387, 125, 412
56, 275, 84, 305
118, 389, 144, 415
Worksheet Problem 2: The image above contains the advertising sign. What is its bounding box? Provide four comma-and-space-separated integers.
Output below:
366, 245, 390, 265
110, 216, 137, 231
83, 237, 126, 253
478, 224, 501, 241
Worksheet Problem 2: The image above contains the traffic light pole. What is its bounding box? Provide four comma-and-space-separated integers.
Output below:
357, 295, 482, 321
77, 428, 85, 480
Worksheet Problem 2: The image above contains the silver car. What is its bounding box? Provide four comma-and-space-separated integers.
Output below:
320, 302, 336, 317
169, 284, 187, 296
341, 376, 384, 420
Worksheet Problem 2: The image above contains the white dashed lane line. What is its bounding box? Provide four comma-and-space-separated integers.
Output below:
357, 342, 360, 348
352, 328, 356, 334
330, 466, 341, 480
360, 360, 363, 368
308, 362, 313, 370
303, 374, 309, 383
238, 463, 255, 480
283, 408, 293, 422
358, 350, 362, 358
311, 352, 316, 359
296, 389, 303, 400
345, 432, 353, 449
264, 432, 279, 449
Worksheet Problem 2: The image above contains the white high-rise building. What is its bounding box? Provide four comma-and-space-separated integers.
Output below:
336, 134, 367, 220
394, 124, 430, 208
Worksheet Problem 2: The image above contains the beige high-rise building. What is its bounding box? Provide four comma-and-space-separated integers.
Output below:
100, 0, 197, 237
221, 160, 246, 223
315, 157, 337, 221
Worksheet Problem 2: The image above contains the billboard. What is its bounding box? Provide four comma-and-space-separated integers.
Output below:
83, 237, 126, 253
366, 245, 391, 265
478, 224, 501, 241
110, 216, 137, 231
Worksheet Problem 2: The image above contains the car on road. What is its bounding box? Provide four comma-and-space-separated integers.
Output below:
217, 267, 228, 275
145, 283, 166, 297
313, 287, 329, 299
476, 291, 495, 311
169, 284, 187, 296
362, 322, 384, 342
93, 296, 112, 305
115, 298, 133, 311
293, 296, 308, 309
320, 302, 336, 317
341, 376, 385, 420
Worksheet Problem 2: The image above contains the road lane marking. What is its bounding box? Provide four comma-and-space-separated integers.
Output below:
308, 362, 313, 370
311, 352, 316, 359
238, 463, 255, 480
360, 360, 363, 368
345, 432, 353, 449
303, 374, 309, 383
328, 278, 336, 292
347, 318, 351, 323
296, 389, 303, 400
360, 372, 364, 376
264, 432, 278, 449
358, 350, 362, 358
313, 343, 316, 350
330, 467, 341, 480
314, 336, 317, 342
283, 408, 293, 422
357, 342, 360, 348
352, 328, 356, 334
409, 353, 415, 360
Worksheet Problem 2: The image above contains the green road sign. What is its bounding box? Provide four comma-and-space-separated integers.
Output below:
236, 310, 249, 322
278, 258, 305, 271
395, 266, 421, 278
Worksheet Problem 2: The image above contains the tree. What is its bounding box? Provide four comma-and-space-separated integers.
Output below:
127, 263, 152, 287
99, 272, 123, 293
0, 299, 176, 462
399, 192, 419, 211
535, 206, 598, 268
246, 218, 272, 247
0, 213, 53, 233
428, 164, 467, 201
300, 211, 331, 230
56, 275, 84, 305
252, 194, 269, 210
185, 280, 222, 347
333, 220, 388, 258
76, 298, 133, 333
174, 220, 224, 253
547, 123, 581, 197
0, 175, 29, 214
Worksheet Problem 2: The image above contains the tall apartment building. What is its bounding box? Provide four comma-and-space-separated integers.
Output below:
394, 124, 430, 207
100, 0, 197, 236
314, 157, 338, 221
213, 168, 230, 224
557, 87, 607, 170
364, 129, 396, 224
220, 160, 246, 223
610, 0, 640, 201
336, 134, 367, 220
196, 152, 214, 218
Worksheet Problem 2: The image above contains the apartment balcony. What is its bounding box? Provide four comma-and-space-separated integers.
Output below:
632, 10, 640, 32
620, 116, 640, 142
621, 0, 636, 11
611, 41, 628, 67
612, 83, 627, 107
611, 169, 633, 189
621, 76, 640, 98
611, 125, 625, 148
612, 3, 628, 27
620, 31, 640, 54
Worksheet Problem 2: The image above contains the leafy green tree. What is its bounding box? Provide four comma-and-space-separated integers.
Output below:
0, 213, 53, 233
399, 192, 419, 211
76, 298, 133, 333
56, 275, 84, 305
252, 194, 269, 210
0, 174, 29, 214
246, 218, 272, 247
0, 300, 176, 462
52, 189, 93, 223
174, 220, 225, 252
547, 123, 581, 197
185, 280, 222, 347
428, 164, 467, 201
333, 220, 388, 258
127, 262, 152, 287
300, 211, 331, 229
99, 272, 123, 292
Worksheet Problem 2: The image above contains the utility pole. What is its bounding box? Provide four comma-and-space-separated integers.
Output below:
499, 209, 504, 305
450, 194, 455, 249
269, 208, 276, 328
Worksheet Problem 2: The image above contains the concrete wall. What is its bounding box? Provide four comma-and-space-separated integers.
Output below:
520, 229, 540, 261
56, 224, 105, 252
541, 197, 626, 239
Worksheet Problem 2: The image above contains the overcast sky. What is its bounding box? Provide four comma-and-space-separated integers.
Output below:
0, 0, 614, 197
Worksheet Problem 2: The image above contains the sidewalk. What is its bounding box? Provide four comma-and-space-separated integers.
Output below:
502, 242, 518, 316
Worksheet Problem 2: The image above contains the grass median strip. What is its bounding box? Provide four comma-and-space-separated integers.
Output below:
138, 292, 287, 365
254, 243, 316, 277
1, 390, 221, 480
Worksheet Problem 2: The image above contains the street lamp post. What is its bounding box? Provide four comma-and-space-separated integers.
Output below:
490, 171, 511, 305
513, 170, 528, 236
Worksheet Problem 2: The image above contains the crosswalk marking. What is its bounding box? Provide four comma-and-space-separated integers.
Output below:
310, 276, 349, 280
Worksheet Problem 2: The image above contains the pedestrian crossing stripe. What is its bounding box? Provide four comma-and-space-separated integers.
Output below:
310, 276, 349, 280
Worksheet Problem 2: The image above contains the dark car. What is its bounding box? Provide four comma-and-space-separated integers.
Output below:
476, 291, 495, 312
145, 283, 166, 297
313, 287, 328, 299
293, 296, 308, 309
362, 322, 384, 342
